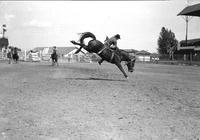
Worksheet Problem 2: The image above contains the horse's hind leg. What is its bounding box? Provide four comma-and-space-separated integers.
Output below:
115, 63, 128, 78
55, 58, 58, 66
16, 56, 19, 63
70, 41, 85, 54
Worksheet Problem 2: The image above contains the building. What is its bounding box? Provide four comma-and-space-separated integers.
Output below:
177, 39, 200, 61
136, 50, 151, 62
177, 3, 200, 61
123, 49, 138, 56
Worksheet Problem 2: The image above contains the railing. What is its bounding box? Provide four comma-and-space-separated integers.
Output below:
159, 54, 200, 61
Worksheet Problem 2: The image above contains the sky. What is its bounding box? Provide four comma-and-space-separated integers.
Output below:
0, 0, 200, 53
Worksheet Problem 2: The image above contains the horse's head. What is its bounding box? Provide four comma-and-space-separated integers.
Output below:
125, 57, 136, 72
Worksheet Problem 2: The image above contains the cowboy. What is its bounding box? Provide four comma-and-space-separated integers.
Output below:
104, 34, 121, 51
7, 46, 13, 64
52, 46, 57, 54
98, 34, 121, 65
51, 46, 58, 66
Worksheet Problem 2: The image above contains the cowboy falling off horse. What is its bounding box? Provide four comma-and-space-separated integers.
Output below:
71, 32, 136, 78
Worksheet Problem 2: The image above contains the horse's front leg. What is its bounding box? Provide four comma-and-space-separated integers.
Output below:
115, 62, 128, 78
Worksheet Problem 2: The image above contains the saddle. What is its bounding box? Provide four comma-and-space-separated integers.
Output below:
97, 44, 121, 63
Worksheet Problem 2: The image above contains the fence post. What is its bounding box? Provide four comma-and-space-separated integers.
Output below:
24, 49, 27, 61
190, 52, 192, 65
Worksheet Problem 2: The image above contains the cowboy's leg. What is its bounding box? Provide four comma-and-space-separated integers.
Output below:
114, 47, 121, 56
70, 40, 85, 54
98, 43, 110, 65
55, 57, 59, 66
52, 58, 54, 66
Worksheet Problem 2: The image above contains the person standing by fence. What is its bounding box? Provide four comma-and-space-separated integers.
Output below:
51, 46, 59, 66
7, 46, 13, 64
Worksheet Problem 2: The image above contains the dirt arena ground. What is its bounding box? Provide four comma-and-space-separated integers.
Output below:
0, 61, 199, 140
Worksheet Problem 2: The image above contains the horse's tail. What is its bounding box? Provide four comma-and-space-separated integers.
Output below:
79, 32, 96, 44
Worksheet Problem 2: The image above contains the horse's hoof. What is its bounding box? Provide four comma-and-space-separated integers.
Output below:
70, 40, 75, 44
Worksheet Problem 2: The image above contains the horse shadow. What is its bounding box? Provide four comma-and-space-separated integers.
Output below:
65, 77, 127, 82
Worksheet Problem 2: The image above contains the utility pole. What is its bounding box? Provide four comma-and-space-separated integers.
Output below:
180, 0, 193, 63
185, 0, 190, 46
2, 24, 7, 38
185, 0, 193, 63
183, 0, 194, 46
185, 16, 189, 45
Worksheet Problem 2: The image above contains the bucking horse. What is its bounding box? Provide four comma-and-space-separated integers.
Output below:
70, 32, 136, 78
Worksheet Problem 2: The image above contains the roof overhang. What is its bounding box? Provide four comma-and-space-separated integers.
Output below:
180, 38, 200, 46
178, 3, 200, 17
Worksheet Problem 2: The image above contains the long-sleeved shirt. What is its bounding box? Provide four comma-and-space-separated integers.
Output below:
104, 36, 118, 49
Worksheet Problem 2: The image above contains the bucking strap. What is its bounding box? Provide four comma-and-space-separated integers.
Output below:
97, 47, 115, 63
97, 47, 107, 55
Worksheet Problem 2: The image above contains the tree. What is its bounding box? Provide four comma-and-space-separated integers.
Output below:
157, 27, 178, 60
0, 37, 9, 50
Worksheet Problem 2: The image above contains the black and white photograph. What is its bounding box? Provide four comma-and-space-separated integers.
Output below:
0, 0, 200, 139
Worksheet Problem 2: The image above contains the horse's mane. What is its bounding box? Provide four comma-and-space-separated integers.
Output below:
119, 49, 128, 53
